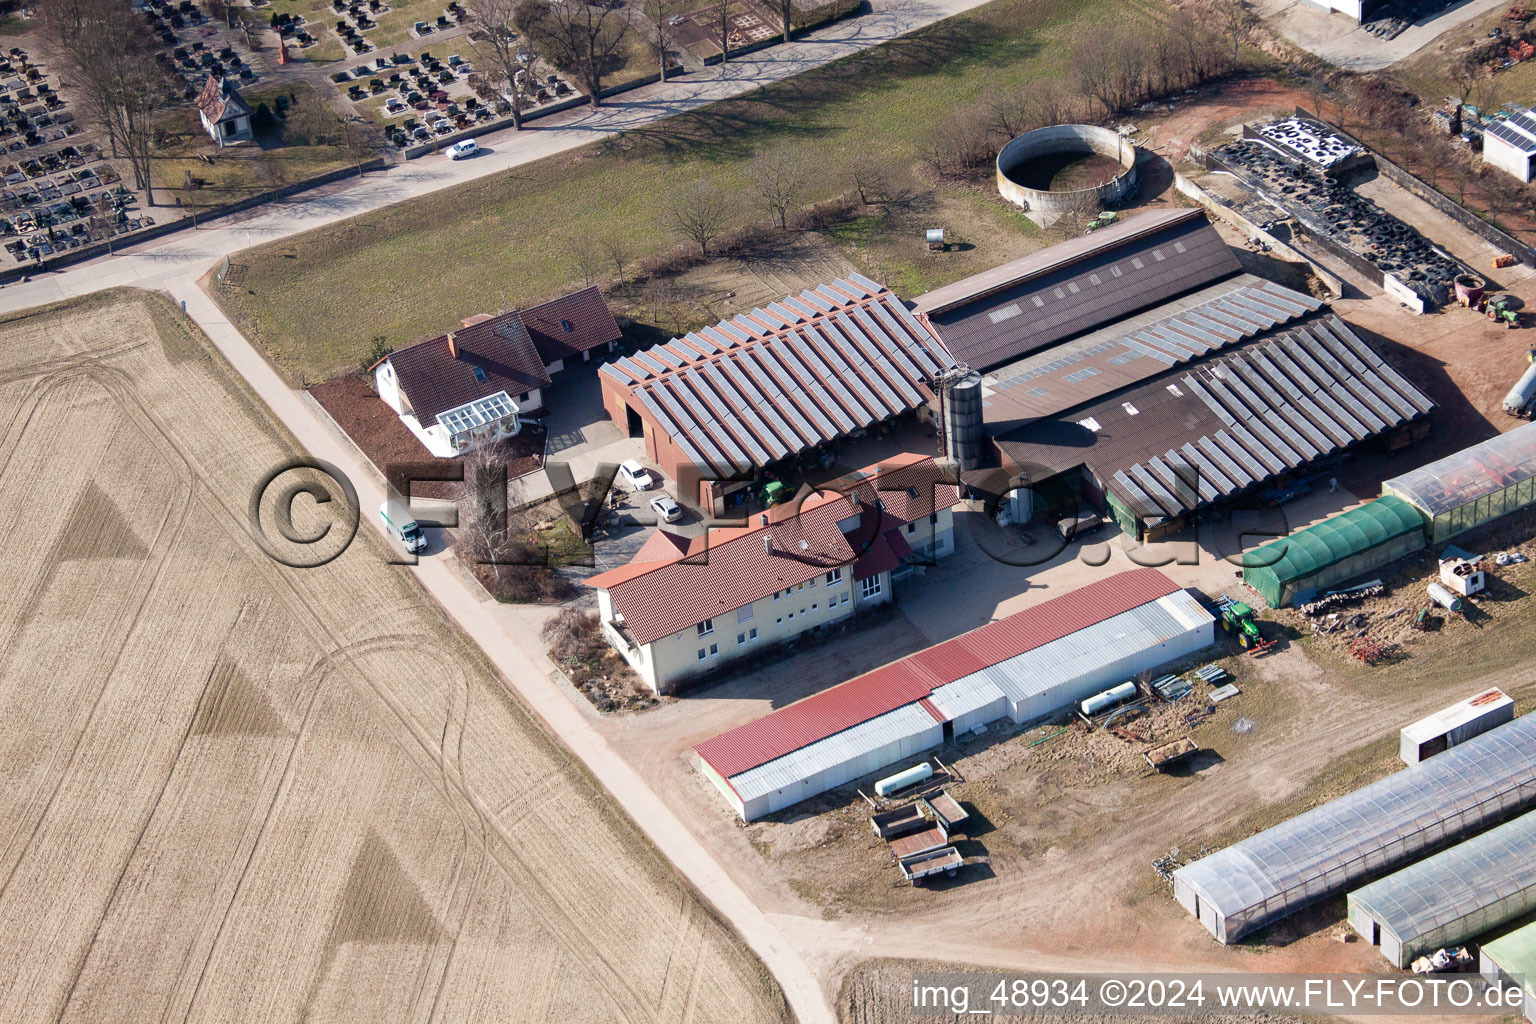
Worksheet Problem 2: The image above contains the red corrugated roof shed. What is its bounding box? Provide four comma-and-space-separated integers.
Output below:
694, 568, 1180, 779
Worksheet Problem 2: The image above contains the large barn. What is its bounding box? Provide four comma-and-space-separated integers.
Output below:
695, 568, 1214, 820
598, 274, 955, 508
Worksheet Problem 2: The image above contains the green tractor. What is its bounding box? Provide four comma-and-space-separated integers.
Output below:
1216, 594, 1263, 650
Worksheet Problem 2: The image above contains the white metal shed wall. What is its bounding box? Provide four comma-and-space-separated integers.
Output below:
929, 674, 1009, 735
982, 591, 1215, 723
725, 704, 943, 820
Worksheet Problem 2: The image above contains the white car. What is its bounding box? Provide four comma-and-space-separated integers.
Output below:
649, 494, 683, 523
446, 139, 479, 160
618, 459, 656, 491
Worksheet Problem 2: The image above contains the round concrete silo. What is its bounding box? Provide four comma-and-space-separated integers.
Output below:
996, 124, 1139, 227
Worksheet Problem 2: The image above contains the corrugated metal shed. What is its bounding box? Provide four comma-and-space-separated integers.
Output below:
977, 591, 1213, 721
1348, 807, 1536, 967
1174, 713, 1536, 944
728, 703, 942, 803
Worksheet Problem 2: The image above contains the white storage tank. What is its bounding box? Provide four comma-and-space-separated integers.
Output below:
1081, 681, 1137, 717
875, 762, 933, 797
1400, 688, 1516, 765
1427, 581, 1462, 612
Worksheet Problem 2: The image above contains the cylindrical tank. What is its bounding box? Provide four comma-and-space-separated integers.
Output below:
1081, 681, 1138, 717
1427, 582, 1463, 612
874, 762, 933, 797
1454, 273, 1485, 307
944, 371, 984, 471
1502, 354, 1536, 416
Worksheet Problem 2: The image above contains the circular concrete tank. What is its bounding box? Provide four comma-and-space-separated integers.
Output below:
996, 124, 1139, 225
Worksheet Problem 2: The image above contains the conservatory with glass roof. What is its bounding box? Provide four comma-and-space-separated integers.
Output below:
1384, 422, 1536, 542
1173, 714, 1536, 943
1347, 808, 1536, 967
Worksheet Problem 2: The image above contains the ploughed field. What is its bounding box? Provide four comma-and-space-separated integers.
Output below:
0, 290, 787, 1024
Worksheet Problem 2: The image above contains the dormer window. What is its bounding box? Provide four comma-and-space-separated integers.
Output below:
472, 366, 487, 383
560, 319, 573, 332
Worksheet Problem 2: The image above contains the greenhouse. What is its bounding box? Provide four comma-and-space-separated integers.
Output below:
1479, 921, 1536, 1023
1347, 809, 1536, 968
1242, 496, 1426, 608
1384, 422, 1536, 542
1173, 714, 1536, 944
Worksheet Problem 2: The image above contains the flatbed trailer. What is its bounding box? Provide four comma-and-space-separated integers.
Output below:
899, 846, 964, 885
888, 824, 949, 861
870, 802, 928, 839
920, 790, 968, 833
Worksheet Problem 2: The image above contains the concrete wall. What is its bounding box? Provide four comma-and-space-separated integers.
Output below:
1300, 0, 1362, 19
1173, 171, 1344, 298
996, 124, 1138, 225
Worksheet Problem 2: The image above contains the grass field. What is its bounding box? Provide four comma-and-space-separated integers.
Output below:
215, 0, 1159, 383
0, 289, 789, 1024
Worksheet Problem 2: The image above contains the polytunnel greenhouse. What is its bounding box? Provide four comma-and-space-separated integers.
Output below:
1173, 714, 1536, 943
1347, 808, 1536, 967
1383, 422, 1536, 542
1242, 496, 1425, 608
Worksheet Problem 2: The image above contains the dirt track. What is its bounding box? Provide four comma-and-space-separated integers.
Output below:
0, 290, 789, 1024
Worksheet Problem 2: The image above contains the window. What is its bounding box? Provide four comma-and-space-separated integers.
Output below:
812, 603, 818, 610
860, 576, 883, 599
906, 522, 916, 534
737, 604, 754, 623
773, 591, 782, 602
737, 633, 747, 646
560, 318, 573, 332
709, 643, 718, 657
697, 648, 707, 661
839, 592, 850, 606
825, 568, 842, 585
749, 627, 758, 641
518, 392, 529, 403
787, 612, 794, 619
697, 618, 714, 637
472, 366, 487, 383
776, 617, 782, 624
807, 578, 816, 588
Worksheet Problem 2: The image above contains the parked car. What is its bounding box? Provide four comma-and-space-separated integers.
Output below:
619, 459, 656, 491
446, 139, 479, 159
649, 494, 683, 523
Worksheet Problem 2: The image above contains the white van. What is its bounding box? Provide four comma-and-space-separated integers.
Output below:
380, 499, 427, 554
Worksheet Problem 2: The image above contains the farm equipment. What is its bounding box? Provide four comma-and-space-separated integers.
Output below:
1485, 293, 1522, 327
1507, 2, 1531, 22
1349, 635, 1387, 664
898, 846, 963, 885
1216, 594, 1269, 652
1145, 737, 1199, 772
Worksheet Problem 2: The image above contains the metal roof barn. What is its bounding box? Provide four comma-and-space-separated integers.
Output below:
1348, 808, 1536, 968
1173, 713, 1536, 944
1383, 421, 1536, 541
1480, 920, 1536, 1023
1242, 496, 1426, 608
695, 569, 1214, 820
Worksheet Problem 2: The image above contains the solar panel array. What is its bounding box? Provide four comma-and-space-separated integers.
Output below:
985, 278, 1321, 420
1486, 108, 1536, 154
1108, 318, 1434, 525
598, 275, 955, 476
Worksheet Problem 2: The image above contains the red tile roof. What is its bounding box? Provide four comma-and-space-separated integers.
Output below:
694, 568, 1181, 779
388, 288, 620, 427
196, 74, 252, 124
521, 286, 623, 364
586, 454, 959, 644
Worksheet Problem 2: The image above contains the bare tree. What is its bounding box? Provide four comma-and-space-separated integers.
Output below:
776, 0, 792, 45
464, 0, 536, 129
1207, 0, 1256, 68
1054, 190, 1102, 237
750, 152, 806, 229
647, 0, 674, 82
516, 0, 632, 110
666, 178, 730, 255
716, 0, 731, 63
599, 233, 633, 286
562, 236, 604, 286
458, 446, 512, 591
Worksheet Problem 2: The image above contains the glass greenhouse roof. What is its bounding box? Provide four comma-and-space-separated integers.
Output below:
1174, 715, 1536, 938
1349, 808, 1536, 946
1385, 422, 1536, 517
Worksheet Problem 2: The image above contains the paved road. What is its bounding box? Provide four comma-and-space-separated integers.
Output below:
1252, 0, 1507, 70
0, 3, 1000, 1023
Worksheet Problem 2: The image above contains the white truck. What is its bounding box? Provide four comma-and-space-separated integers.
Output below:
379, 499, 427, 554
